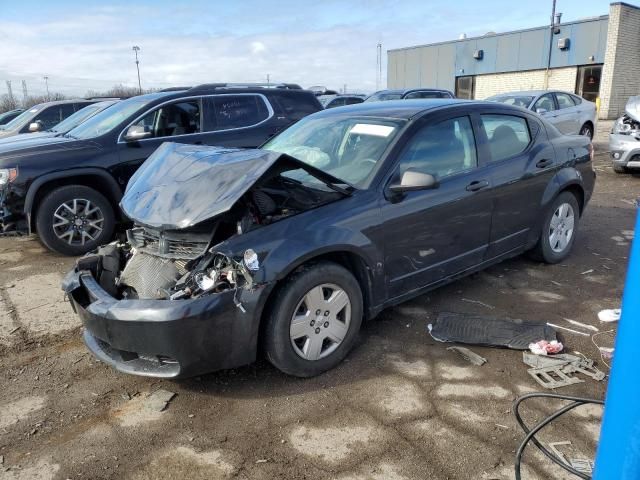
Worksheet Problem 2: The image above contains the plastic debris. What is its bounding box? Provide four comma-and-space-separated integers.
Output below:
429, 312, 556, 349
528, 340, 563, 355
523, 351, 605, 388
598, 309, 621, 323
546, 323, 590, 336
528, 366, 584, 388
564, 318, 599, 332
446, 346, 487, 366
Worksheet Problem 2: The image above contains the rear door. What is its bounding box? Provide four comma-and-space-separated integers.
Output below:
553, 92, 580, 135
480, 109, 557, 257
381, 111, 494, 298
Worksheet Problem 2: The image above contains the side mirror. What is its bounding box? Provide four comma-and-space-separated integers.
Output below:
535, 107, 548, 115
124, 125, 152, 141
389, 169, 439, 193
28, 121, 42, 132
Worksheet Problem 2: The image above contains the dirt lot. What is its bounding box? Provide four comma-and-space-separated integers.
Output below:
0, 124, 637, 480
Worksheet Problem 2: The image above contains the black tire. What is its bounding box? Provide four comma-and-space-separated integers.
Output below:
613, 165, 628, 174
264, 261, 363, 377
579, 122, 593, 140
36, 185, 115, 256
529, 192, 580, 264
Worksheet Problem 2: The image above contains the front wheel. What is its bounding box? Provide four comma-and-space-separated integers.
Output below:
36, 185, 115, 256
264, 262, 363, 377
529, 192, 580, 264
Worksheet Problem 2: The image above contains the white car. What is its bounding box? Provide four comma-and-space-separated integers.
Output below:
609, 95, 640, 173
486, 90, 597, 139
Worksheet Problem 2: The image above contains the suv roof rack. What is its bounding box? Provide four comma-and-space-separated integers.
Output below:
188, 83, 303, 92
159, 86, 192, 92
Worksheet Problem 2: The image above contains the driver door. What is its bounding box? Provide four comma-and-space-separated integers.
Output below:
380, 113, 494, 299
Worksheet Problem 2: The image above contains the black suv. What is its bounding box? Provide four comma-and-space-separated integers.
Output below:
0, 99, 103, 139
0, 84, 322, 255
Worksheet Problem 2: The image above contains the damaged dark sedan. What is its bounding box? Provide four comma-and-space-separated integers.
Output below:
63, 99, 595, 378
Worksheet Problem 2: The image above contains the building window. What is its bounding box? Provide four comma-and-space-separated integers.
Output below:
455, 76, 475, 99
576, 65, 602, 102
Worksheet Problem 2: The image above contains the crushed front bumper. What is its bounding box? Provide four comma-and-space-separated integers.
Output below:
609, 133, 640, 169
0, 185, 27, 234
62, 268, 264, 378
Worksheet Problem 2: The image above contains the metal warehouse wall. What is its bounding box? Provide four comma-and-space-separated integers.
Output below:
388, 15, 608, 90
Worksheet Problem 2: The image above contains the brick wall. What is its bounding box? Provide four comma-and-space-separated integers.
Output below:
599, 3, 640, 120
474, 67, 578, 99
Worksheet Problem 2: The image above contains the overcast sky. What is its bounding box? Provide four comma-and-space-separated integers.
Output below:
0, 0, 618, 97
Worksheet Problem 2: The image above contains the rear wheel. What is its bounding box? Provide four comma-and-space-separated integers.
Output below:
264, 262, 363, 377
579, 122, 593, 140
36, 185, 115, 256
529, 192, 580, 264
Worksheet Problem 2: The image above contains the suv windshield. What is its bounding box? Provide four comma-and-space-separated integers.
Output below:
486, 95, 535, 108
50, 102, 112, 133
67, 99, 153, 139
0, 107, 38, 130
263, 115, 406, 187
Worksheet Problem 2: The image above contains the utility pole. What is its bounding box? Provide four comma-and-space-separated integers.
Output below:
43, 76, 50, 100
5, 80, 14, 105
343, 84, 347, 94
21, 80, 28, 105
266, 74, 270, 85
376, 43, 382, 91
132, 46, 142, 94
544, 0, 557, 89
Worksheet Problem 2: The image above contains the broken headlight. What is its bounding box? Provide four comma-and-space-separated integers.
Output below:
612, 115, 640, 136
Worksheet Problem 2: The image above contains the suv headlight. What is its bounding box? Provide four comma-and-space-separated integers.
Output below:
0, 168, 18, 186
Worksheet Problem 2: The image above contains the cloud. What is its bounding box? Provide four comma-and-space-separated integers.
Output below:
250, 41, 267, 55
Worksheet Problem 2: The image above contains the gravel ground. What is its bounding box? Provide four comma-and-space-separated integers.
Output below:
0, 123, 637, 480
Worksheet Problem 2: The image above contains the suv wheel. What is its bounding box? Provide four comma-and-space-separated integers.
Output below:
264, 262, 363, 377
529, 192, 580, 264
36, 185, 115, 256
579, 123, 593, 140
613, 165, 628, 174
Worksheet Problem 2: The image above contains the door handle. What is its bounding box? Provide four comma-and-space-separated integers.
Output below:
536, 158, 553, 168
466, 180, 489, 192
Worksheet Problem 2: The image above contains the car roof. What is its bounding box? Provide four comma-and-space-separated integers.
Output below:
312, 98, 469, 119
374, 88, 451, 95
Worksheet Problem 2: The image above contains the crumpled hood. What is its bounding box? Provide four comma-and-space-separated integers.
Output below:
121, 142, 290, 230
625, 96, 640, 122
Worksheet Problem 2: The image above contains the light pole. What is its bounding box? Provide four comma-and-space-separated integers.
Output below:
132, 46, 142, 94
43, 76, 50, 100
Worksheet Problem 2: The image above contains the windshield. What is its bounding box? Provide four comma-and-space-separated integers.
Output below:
67, 99, 152, 139
50, 102, 112, 133
365, 92, 403, 102
318, 96, 336, 107
0, 107, 38, 130
486, 95, 534, 108
263, 115, 406, 187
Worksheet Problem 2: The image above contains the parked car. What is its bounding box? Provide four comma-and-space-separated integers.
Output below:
0, 100, 119, 146
365, 88, 455, 102
0, 109, 24, 126
318, 94, 365, 109
0, 84, 322, 254
610, 95, 640, 173
62, 98, 595, 379
0, 99, 103, 139
308, 86, 339, 96
486, 90, 596, 139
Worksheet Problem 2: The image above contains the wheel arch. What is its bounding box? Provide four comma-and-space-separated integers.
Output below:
25, 169, 123, 231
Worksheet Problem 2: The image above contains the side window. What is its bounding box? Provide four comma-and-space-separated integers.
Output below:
533, 94, 556, 112
131, 100, 201, 138
481, 114, 531, 162
555, 93, 576, 109
32, 107, 64, 130
345, 97, 363, 105
397, 116, 477, 180
203, 95, 269, 131
274, 94, 319, 121
327, 98, 346, 108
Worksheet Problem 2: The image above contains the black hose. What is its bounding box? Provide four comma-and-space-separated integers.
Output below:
513, 392, 604, 480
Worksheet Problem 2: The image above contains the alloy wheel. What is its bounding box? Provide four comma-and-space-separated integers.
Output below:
52, 198, 104, 246
549, 203, 575, 253
289, 283, 351, 361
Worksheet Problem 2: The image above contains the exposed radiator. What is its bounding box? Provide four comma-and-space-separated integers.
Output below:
119, 251, 181, 299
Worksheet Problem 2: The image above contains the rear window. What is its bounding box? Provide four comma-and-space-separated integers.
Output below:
274, 93, 320, 121
203, 94, 270, 131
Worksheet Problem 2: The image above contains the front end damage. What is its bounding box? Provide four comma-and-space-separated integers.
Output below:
610, 96, 640, 169
63, 142, 348, 377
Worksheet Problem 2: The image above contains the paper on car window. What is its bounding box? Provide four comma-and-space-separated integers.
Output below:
350, 124, 395, 137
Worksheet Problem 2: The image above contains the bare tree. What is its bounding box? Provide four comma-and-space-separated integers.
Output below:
0, 94, 19, 113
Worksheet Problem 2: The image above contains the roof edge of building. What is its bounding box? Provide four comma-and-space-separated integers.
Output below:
610, 2, 640, 11
387, 14, 609, 53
